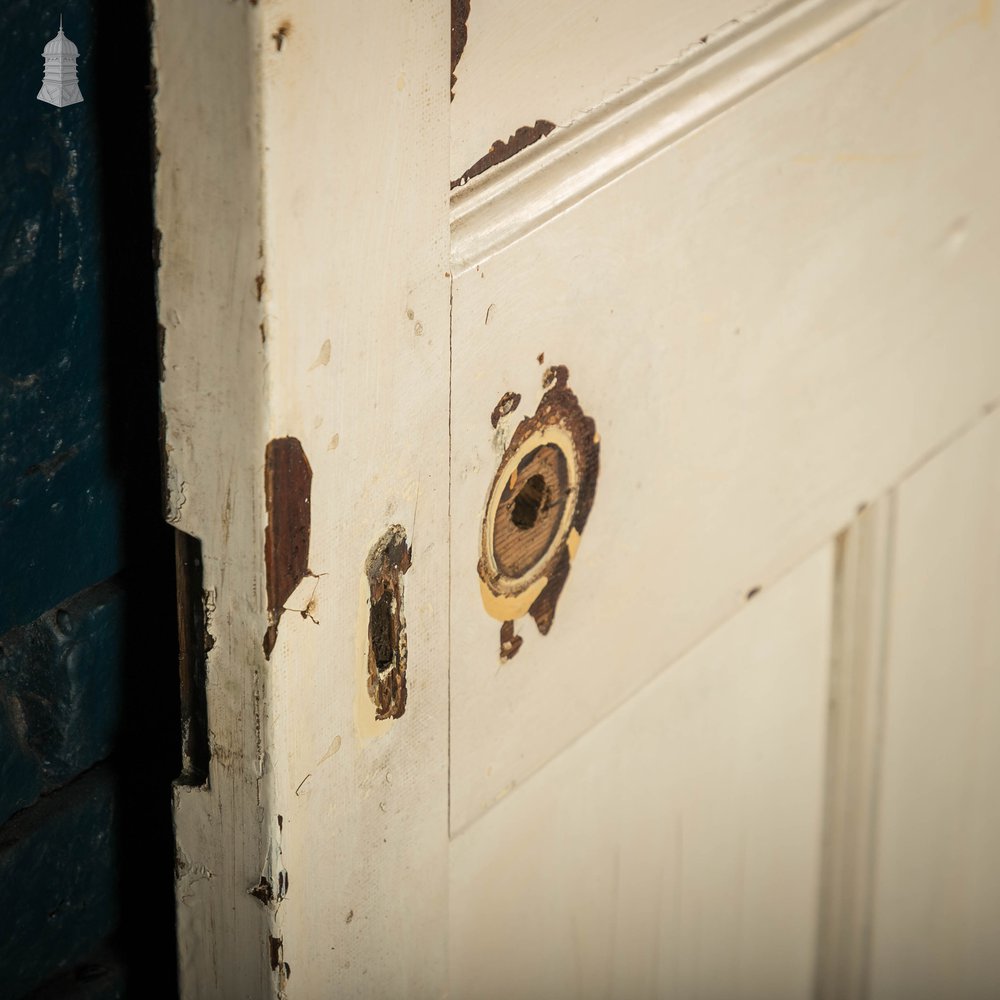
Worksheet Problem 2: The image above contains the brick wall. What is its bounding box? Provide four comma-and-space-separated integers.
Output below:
0, 3, 178, 996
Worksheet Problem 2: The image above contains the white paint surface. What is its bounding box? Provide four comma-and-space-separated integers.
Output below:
451, 547, 832, 999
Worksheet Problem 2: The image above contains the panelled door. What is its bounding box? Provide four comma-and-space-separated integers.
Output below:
154, 0, 1000, 996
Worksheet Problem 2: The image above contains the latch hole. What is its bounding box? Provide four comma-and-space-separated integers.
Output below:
511, 474, 548, 530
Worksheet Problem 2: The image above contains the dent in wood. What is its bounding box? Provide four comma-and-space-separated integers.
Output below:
480, 365, 599, 660
263, 437, 313, 659
365, 525, 411, 720
451, 120, 556, 190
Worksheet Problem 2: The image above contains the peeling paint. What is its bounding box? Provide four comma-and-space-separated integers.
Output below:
263, 438, 313, 658
451, 120, 556, 190
268, 935, 290, 992
364, 526, 411, 720
479, 365, 599, 659
451, 0, 470, 101
490, 391, 521, 429
249, 876, 273, 905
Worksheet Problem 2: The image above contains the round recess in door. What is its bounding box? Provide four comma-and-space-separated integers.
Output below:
479, 365, 600, 661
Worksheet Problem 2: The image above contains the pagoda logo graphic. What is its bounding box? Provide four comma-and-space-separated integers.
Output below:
37, 16, 84, 107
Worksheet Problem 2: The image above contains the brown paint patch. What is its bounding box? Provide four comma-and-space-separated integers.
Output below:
263, 438, 313, 659
500, 620, 523, 662
490, 391, 521, 428
479, 365, 599, 657
255, 272, 265, 301
451, 0, 470, 101
451, 120, 556, 190
365, 526, 411, 720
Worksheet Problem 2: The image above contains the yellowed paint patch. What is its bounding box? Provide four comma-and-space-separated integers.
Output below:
479, 574, 548, 623
493, 782, 515, 804
566, 527, 581, 561
941, 0, 994, 34
887, 5, 993, 98
835, 152, 919, 165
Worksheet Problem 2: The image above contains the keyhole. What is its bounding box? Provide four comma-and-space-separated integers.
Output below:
370, 590, 395, 671
511, 474, 548, 530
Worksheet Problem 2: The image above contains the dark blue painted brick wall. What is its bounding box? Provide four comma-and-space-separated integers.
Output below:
1, 2, 180, 996
0, 580, 124, 825
1, 1, 122, 634
0, 768, 119, 998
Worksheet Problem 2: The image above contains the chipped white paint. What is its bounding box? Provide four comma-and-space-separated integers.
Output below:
155, 0, 449, 996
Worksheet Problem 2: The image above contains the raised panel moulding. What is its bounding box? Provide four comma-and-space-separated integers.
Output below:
450, 0, 900, 272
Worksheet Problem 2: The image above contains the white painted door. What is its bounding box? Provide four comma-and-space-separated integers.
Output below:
154, 1, 1000, 996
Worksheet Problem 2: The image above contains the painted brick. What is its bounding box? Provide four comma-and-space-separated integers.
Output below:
0, 579, 124, 825
26, 946, 125, 1000
0, 767, 118, 999
0, 1, 122, 634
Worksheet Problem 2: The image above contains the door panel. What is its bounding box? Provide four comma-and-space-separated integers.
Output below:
449, 0, 1000, 831
451, 545, 832, 999
868, 409, 1000, 1000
